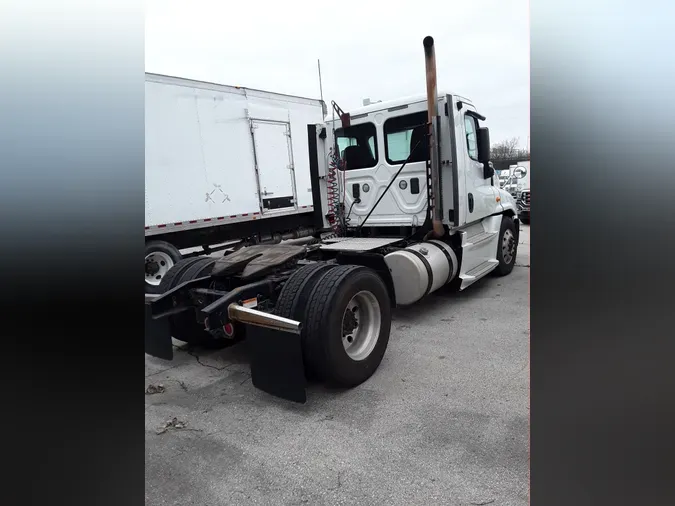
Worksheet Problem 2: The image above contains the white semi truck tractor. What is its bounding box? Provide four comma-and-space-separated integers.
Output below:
145, 36, 520, 403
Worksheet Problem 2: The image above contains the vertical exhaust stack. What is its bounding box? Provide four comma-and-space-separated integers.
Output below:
423, 36, 445, 238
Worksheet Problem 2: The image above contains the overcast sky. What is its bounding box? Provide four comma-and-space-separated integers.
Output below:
145, 0, 529, 148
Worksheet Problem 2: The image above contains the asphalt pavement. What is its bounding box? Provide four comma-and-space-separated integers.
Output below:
145, 225, 530, 506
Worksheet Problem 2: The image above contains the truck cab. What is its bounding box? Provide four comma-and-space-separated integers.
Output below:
322, 93, 517, 234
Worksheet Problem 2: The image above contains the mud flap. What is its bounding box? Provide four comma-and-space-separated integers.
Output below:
145, 302, 173, 360
247, 325, 307, 403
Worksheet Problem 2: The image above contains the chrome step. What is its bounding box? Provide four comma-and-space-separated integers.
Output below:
463, 231, 497, 247
461, 259, 499, 289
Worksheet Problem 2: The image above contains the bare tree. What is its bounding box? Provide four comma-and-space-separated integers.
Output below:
491, 137, 530, 162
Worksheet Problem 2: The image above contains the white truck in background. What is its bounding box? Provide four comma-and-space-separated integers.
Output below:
144, 74, 326, 292
502, 161, 530, 224
497, 169, 511, 188
503, 160, 529, 194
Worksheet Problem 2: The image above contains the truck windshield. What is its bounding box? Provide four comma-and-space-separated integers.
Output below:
335, 123, 378, 170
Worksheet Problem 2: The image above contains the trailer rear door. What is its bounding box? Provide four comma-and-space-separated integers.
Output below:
251, 120, 297, 213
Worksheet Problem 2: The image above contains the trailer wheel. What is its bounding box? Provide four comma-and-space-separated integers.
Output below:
145, 241, 182, 293
303, 265, 392, 388
493, 215, 518, 276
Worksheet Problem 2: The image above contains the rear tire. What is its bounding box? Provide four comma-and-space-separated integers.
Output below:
275, 262, 338, 378
145, 241, 182, 293
493, 215, 517, 276
275, 262, 337, 319
303, 265, 391, 388
157, 257, 205, 293
167, 258, 227, 349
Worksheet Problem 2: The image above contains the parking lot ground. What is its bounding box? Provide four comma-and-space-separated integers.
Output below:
516, 222, 530, 268
145, 225, 530, 506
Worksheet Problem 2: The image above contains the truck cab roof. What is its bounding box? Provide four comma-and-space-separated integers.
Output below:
324, 91, 467, 123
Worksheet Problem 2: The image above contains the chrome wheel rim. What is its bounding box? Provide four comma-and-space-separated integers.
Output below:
341, 290, 381, 361
145, 252, 174, 286
502, 229, 516, 264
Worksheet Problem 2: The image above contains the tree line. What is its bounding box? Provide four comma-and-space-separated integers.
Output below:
490, 137, 530, 162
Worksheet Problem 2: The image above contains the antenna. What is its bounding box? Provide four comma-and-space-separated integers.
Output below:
317, 59, 325, 115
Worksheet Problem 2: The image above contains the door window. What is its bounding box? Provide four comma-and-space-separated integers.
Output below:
464, 115, 479, 160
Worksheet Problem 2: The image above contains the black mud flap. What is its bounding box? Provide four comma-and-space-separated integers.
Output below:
145, 302, 173, 360
247, 325, 307, 403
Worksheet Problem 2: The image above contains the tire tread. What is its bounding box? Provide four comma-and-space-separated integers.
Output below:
169, 258, 217, 345
275, 262, 335, 319
157, 257, 204, 293
493, 216, 517, 276
304, 265, 386, 385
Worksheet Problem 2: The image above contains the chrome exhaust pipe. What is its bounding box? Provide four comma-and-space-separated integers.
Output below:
228, 303, 302, 335
423, 36, 445, 238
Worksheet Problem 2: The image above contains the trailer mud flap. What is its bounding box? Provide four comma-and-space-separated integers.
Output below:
247, 325, 307, 403
145, 302, 173, 360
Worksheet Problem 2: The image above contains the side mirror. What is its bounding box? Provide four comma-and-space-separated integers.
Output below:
477, 127, 493, 179
514, 166, 528, 178
477, 127, 490, 163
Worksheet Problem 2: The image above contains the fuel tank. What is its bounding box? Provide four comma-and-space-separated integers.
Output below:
384, 240, 458, 305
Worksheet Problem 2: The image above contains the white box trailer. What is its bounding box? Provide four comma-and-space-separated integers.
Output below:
144, 74, 326, 292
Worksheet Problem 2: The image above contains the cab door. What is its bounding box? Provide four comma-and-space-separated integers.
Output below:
458, 106, 497, 223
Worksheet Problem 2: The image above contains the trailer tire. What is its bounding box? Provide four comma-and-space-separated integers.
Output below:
493, 215, 517, 276
145, 241, 182, 293
303, 265, 391, 388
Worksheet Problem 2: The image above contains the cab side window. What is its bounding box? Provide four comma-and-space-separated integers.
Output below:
335, 122, 378, 170
464, 115, 478, 160
383, 111, 429, 164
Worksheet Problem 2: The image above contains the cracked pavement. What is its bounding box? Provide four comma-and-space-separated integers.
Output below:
145, 225, 530, 506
